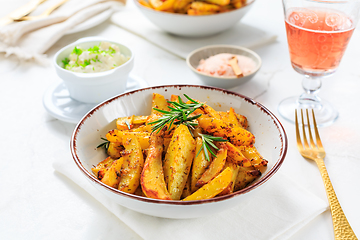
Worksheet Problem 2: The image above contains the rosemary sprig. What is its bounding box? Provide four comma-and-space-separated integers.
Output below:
148, 94, 203, 133
96, 137, 110, 151
197, 133, 228, 161
124, 120, 131, 130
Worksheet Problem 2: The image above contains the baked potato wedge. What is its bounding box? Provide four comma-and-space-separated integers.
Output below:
238, 145, 268, 173
92, 156, 115, 180
107, 142, 123, 159
198, 116, 255, 146
141, 129, 172, 200
191, 137, 211, 192
234, 166, 261, 191
183, 167, 233, 201
101, 157, 124, 188
118, 133, 145, 194
195, 146, 227, 188
181, 177, 192, 199
151, 93, 169, 114
225, 142, 252, 167
149, 0, 175, 10
116, 116, 134, 130
163, 124, 196, 200
217, 161, 239, 196
106, 130, 150, 150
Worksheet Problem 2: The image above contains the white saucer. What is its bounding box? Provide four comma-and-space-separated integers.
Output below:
43, 74, 148, 124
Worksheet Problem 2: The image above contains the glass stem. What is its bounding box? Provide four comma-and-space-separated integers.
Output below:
298, 75, 322, 107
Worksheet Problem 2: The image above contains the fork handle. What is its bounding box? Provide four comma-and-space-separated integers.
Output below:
315, 158, 358, 240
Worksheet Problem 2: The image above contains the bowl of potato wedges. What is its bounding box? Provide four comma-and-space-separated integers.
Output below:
71, 85, 287, 219
134, 0, 255, 37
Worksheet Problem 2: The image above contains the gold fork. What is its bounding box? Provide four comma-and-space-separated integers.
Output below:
16, 0, 69, 21
295, 109, 357, 240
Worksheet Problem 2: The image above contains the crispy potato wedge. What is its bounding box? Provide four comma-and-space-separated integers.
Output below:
238, 145, 268, 173
191, 137, 211, 192
196, 147, 227, 188
151, 93, 169, 115
231, 0, 243, 8
139, 0, 153, 8
227, 108, 241, 128
197, 103, 221, 119
150, 0, 176, 10
163, 137, 171, 153
169, 94, 180, 105
116, 116, 134, 130
107, 142, 123, 159
134, 186, 146, 197
92, 156, 115, 179
181, 176, 192, 199
190, 1, 220, 12
133, 116, 148, 125
118, 133, 144, 194
141, 130, 172, 200
234, 166, 261, 191
235, 113, 248, 129
204, 0, 230, 6
217, 161, 239, 196
225, 142, 252, 167
173, 0, 192, 13
101, 157, 124, 188
198, 116, 255, 146
163, 124, 196, 200
183, 167, 233, 201
106, 130, 150, 150
129, 125, 149, 132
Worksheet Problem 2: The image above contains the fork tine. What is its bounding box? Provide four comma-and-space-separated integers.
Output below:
311, 109, 324, 149
295, 109, 303, 150
300, 109, 309, 148
306, 109, 316, 148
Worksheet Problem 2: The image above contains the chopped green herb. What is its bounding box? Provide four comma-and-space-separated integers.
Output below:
80, 59, 91, 68
88, 45, 99, 53
62, 58, 70, 68
72, 46, 83, 55
124, 120, 131, 130
97, 137, 110, 151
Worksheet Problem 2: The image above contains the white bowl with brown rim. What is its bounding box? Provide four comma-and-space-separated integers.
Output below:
71, 85, 287, 219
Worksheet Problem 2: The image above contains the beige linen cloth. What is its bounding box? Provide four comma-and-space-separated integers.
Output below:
53, 157, 328, 240
0, 0, 125, 63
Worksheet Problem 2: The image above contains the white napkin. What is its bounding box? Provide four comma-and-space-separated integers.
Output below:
0, 0, 125, 63
111, 1, 277, 60
53, 157, 327, 240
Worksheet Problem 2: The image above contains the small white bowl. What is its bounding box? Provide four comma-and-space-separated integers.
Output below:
186, 45, 262, 89
71, 85, 287, 219
134, 0, 255, 37
53, 37, 134, 104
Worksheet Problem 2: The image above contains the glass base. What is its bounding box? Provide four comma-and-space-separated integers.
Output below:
278, 96, 339, 127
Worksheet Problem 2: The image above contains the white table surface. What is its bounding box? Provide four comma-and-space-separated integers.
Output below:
1, 0, 360, 239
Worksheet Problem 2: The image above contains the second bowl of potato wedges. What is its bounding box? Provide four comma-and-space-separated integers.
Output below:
134, 0, 256, 37
71, 85, 287, 219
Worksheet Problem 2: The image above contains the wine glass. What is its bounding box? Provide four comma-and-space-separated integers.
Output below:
279, 0, 360, 126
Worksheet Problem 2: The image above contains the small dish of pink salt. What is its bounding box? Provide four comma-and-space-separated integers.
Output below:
186, 45, 261, 89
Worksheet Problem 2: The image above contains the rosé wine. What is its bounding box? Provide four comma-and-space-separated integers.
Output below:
285, 8, 354, 74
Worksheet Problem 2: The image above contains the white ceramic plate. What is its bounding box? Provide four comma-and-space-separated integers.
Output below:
65, 8, 113, 35
71, 85, 287, 219
43, 74, 148, 124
